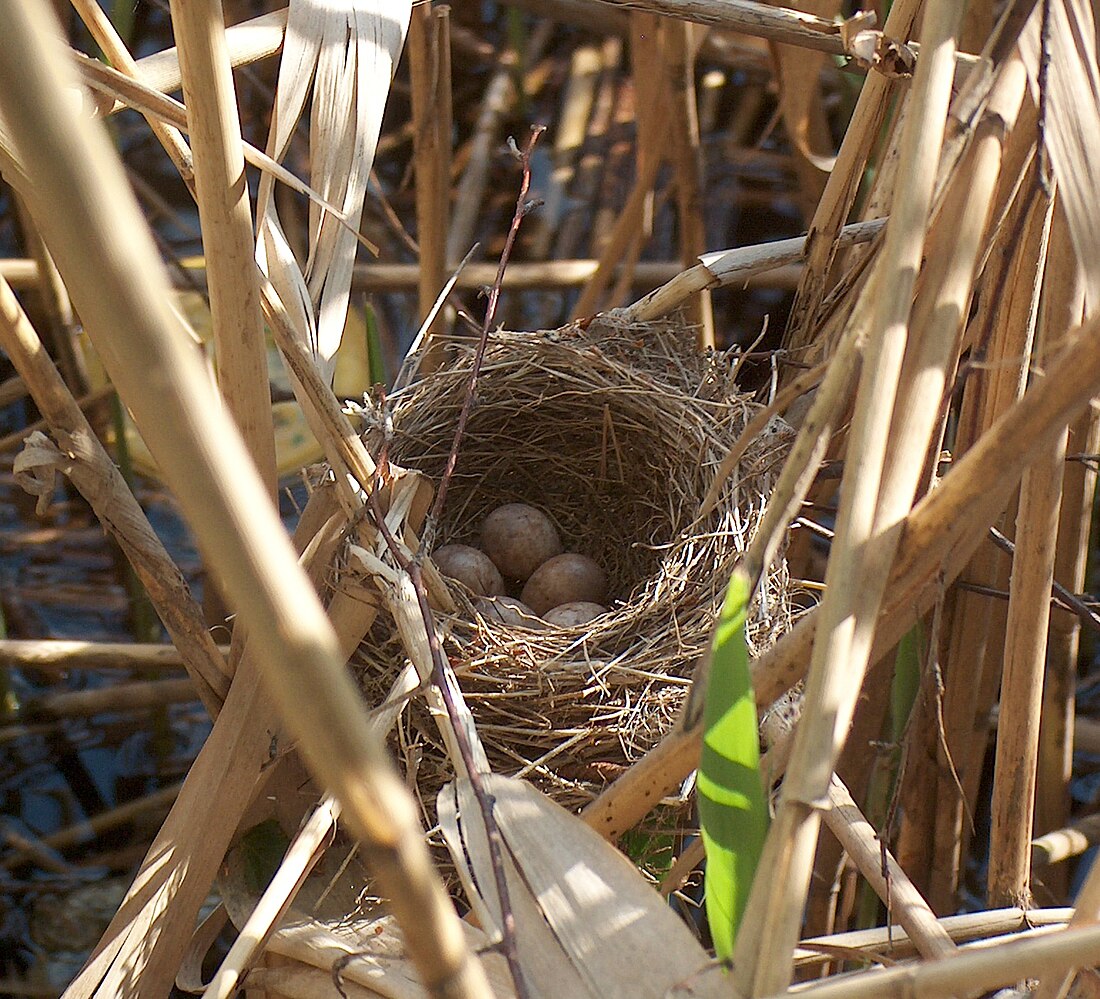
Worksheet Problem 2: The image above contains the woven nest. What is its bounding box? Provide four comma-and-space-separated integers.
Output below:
353, 317, 795, 814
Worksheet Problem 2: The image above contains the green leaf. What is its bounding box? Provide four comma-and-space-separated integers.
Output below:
698, 568, 768, 962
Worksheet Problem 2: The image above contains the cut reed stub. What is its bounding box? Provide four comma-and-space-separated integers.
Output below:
352, 317, 798, 812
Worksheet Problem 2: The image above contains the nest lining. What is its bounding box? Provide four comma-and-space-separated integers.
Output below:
352, 318, 795, 809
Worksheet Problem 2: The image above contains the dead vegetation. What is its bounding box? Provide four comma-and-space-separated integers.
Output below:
1, 1, 1100, 998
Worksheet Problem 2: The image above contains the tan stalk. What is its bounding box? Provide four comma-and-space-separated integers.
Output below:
759, 919, 1100, 999
170, 0, 276, 499
1033, 813, 1100, 868
1035, 213, 1092, 904
785, 0, 921, 353
408, 2, 452, 373
1035, 844, 1100, 999
734, 5, 964, 993
987, 192, 1076, 907
620, 217, 885, 323
0, 639, 228, 672
570, 149, 665, 319
93, 7, 289, 117
590, 0, 876, 55
928, 171, 1053, 911
584, 284, 1100, 843
662, 20, 713, 347
26, 678, 196, 718
0, 6, 485, 998
795, 907, 1071, 970
0, 275, 229, 713
70, 0, 195, 180
823, 774, 956, 959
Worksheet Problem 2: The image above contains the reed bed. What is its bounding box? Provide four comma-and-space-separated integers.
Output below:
2, 1, 1100, 999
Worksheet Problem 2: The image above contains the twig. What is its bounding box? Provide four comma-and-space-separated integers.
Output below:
987, 526, 1100, 635
425, 126, 546, 549
366, 489, 529, 999
361, 134, 546, 999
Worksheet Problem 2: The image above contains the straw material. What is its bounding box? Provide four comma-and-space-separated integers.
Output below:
350, 317, 795, 812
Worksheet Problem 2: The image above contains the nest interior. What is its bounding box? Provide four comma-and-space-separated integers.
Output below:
354, 318, 795, 812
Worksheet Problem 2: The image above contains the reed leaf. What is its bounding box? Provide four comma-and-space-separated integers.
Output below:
256, 1, 410, 383
698, 567, 767, 961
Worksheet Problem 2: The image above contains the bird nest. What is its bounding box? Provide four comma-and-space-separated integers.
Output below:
352, 317, 795, 813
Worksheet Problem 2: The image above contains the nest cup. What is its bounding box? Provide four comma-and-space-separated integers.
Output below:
355, 318, 794, 811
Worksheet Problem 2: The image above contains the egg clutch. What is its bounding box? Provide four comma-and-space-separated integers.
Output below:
433, 502, 610, 629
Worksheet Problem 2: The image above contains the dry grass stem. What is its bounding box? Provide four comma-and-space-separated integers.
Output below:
622, 218, 885, 323
170, 0, 275, 497
823, 775, 956, 959
0, 274, 229, 713
0, 640, 227, 672
409, 3, 453, 373
0, 7, 486, 996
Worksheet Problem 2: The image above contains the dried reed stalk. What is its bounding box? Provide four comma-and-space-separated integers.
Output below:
0, 640, 221, 672
768, 919, 1100, 999
92, 7, 289, 118
0, 6, 486, 997
0, 275, 229, 713
170, 0, 275, 498
621, 217, 884, 323
1035, 208, 1091, 902
822, 774, 956, 959
987, 191, 1075, 907
71, 0, 195, 181
591, 0, 854, 54
1033, 813, 1100, 868
1035, 848, 1100, 999
408, 2, 452, 373
928, 171, 1053, 911
27, 677, 196, 719
734, 5, 964, 992
662, 20, 713, 347
785, 0, 921, 353
795, 907, 1071, 969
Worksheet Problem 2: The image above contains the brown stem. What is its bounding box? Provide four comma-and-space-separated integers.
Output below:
425, 126, 546, 549
367, 488, 529, 999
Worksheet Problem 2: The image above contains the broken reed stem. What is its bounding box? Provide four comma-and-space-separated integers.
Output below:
169, 0, 276, 500
0, 7, 489, 997
621, 217, 885, 324
408, 2, 452, 374
427, 126, 545, 543
0, 274, 229, 714
823, 775, 956, 959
